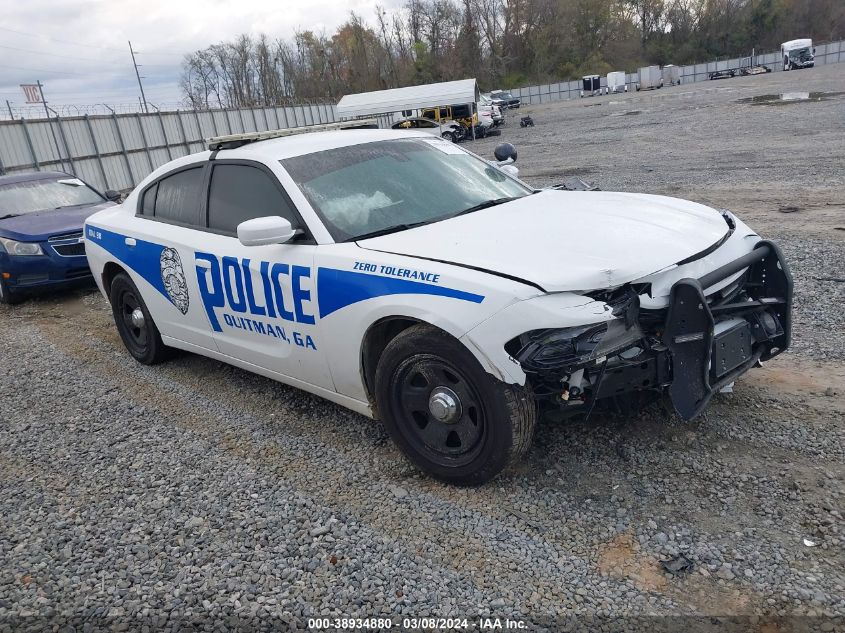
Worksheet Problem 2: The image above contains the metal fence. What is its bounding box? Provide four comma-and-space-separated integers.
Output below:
0, 103, 347, 192
509, 40, 844, 104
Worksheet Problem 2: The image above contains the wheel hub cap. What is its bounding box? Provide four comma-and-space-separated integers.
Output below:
428, 387, 461, 424
130, 308, 145, 329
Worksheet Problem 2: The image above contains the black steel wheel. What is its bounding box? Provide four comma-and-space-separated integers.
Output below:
109, 272, 173, 365
392, 355, 486, 466
374, 324, 536, 485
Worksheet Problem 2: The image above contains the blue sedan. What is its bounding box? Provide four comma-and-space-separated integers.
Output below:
0, 171, 118, 304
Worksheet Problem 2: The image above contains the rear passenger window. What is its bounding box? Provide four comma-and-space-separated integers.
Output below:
207, 164, 299, 235
153, 167, 203, 225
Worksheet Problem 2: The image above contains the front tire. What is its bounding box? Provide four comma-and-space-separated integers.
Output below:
441, 131, 455, 143
109, 272, 173, 365
374, 325, 536, 485
0, 278, 22, 305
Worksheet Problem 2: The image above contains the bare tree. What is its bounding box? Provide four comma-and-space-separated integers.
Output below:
180, 0, 844, 105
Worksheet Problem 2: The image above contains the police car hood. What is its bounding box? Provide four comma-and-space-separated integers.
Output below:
357, 190, 731, 292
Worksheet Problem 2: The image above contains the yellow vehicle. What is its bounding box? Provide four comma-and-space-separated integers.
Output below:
420, 104, 491, 137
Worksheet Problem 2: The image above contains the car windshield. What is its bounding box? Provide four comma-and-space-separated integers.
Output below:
282, 138, 530, 241
0, 178, 104, 216
788, 47, 811, 59
494, 92, 513, 99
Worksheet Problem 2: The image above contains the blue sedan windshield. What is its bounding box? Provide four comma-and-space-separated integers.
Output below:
0, 178, 104, 216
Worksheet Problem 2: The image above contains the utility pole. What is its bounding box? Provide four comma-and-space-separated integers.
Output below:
37, 80, 67, 172
129, 41, 149, 114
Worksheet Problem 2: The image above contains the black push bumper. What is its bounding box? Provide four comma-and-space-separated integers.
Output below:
662, 240, 793, 419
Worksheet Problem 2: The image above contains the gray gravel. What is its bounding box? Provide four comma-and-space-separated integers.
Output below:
1, 64, 844, 630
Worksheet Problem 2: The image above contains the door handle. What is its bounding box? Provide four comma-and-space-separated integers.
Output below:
124, 237, 136, 247
196, 259, 211, 270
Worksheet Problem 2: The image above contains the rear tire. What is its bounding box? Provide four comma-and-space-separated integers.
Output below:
374, 324, 536, 485
109, 272, 173, 365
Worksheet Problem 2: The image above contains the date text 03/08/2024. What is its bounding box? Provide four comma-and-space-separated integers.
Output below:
307, 617, 527, 629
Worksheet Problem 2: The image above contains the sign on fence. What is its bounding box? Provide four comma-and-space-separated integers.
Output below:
20, 84, 42, 104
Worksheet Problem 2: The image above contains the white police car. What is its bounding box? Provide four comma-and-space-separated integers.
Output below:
84, 122, 792, 485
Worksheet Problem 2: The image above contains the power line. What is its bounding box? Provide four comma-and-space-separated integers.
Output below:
0, 63, 89, 76
0, 44, 127, 65
0, 44, 181, 68
0, 26, 185, 57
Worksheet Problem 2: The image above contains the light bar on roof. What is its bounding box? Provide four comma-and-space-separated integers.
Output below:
207, 119, 380, 151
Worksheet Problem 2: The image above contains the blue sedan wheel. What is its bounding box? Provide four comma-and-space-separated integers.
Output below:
0, 277, 22, 305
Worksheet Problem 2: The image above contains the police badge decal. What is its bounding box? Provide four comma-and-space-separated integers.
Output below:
160, 247, 189, 314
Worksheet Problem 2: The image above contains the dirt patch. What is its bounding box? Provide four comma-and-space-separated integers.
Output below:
597, 533, 667, 592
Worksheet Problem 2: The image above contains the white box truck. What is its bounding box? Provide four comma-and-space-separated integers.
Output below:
662, 65, 681, 86
781, 39, 815, 70
607, 71, 627, 93
636, 66, 663, 91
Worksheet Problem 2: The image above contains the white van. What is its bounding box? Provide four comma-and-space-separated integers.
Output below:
781, 39, 815, 70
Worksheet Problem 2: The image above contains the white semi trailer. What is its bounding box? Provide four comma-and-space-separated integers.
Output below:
781, 39, 815, 70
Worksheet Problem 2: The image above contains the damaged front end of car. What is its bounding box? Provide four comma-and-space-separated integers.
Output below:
507, 241, 793, 420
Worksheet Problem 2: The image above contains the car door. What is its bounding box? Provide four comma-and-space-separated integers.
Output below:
115, 163, 220, 352
195, 160, 333, 390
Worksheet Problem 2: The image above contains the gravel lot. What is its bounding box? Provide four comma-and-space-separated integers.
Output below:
1, 64, 843, 631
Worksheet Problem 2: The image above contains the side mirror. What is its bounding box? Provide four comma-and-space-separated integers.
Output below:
494, 142, 517, 163
812, 47, 816, 54
104, 189, 121, 202
237, 216, 297, 246
499, 164, 519, 178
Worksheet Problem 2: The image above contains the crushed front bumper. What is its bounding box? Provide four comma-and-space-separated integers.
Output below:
512, 240, 793, 420
662, 240, 792, 418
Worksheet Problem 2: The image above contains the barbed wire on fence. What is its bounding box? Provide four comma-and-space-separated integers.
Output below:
0, 96, 345, 122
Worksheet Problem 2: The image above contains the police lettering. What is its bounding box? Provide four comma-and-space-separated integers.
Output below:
196, 252, 314, 332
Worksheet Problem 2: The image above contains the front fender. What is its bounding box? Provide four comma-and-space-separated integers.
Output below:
462, 292, 612, 385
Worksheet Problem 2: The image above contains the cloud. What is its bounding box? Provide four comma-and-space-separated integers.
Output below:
0, 0, 405, 111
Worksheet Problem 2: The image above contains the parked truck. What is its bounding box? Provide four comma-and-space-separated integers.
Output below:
636, 66, 663, 91
781, 39, 815, 71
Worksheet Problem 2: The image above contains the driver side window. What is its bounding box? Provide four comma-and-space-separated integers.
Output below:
207, 164, 300, 235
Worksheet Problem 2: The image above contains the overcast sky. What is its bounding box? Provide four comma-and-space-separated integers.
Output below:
0, 0, 403, 113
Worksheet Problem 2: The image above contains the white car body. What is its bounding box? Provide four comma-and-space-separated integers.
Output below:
478, 96, 504, 125
391, 117, 463, 140
476, 110, 494, 130
85, 127, 792, 483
